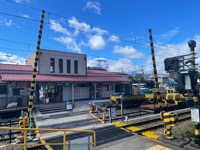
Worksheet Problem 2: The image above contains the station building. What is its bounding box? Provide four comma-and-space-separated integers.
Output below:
0, 49, 131, 109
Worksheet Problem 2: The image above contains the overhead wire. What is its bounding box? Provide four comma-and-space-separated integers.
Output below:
5, 0, 148, 42
2, 0, 196, 74
5, 0, 191, 53
0, 11, 190, 55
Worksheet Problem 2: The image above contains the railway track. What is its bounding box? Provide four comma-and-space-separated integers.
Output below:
38, 117, 101, 134
41, 109, 190, 149
36, 110, 89, 121
0, 108, 191, 149
0, 118, 20, 143
115, 108, 191, 134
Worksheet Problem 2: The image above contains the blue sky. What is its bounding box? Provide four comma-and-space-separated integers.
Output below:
0, 0, 200, 75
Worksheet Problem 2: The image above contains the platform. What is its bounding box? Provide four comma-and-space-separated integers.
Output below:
97, 135, 184, 150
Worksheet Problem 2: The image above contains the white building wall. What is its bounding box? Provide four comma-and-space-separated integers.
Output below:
26, 52, 36, 67
37, 49, 87, 76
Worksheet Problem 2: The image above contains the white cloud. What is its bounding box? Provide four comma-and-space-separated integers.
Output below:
0, 52, 25, 64
18, 13, 32, 19
109, 35, 119, 42
0, 17, 14, 27
15, 0, 30, 3
49, 18, 111, 52
157, 27, 180, 43
87, 57, 137, 74
49, 19, 70, 36
84, 1, 101, 15
94, 57, 107, 62
5, 19, 13, 27
91, 27, 108, 35
68, 17, 91, 36
113, 45, 144, 59
54, 36, 82, 53
88, 35, 106, 49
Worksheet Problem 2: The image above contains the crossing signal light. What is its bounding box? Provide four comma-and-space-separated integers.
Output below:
164, 57, 179, 72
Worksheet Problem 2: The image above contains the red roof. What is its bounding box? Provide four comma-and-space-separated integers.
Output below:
0, 64, 33, 71
1, 74, 130, 82
87, 69, 118, 75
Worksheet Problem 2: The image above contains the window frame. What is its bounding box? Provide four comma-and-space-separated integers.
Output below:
67, 59, 71, 73
50, 58, 55, 73
59, 59, 63, 73
74, 60, 78, 74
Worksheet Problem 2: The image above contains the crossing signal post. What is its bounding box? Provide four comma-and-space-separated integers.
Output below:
188, 40, 200, 148
164, 40, 200, 147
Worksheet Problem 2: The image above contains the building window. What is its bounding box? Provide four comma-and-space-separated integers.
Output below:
59, 59, 63, 73
74, 60, 78, 74
13, 88, 24, 96
67, 59, 71, 73
50, 58, 55, 73
0, 85, 7, 94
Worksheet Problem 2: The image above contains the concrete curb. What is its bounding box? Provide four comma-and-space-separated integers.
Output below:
158, 135, 190, 147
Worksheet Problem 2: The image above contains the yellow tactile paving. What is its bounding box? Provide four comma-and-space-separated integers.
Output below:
126, 126, 141, 132
112, 122, 127, 127
142, 131, 159, 139
146, 145, 172, 150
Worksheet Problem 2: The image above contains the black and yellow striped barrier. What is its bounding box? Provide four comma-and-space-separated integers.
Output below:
160, 111, 178, 140
27, 10, 45, 140
148, 29, 161, 106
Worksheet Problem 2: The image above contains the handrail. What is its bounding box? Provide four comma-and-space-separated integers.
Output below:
0, 127, 96, 150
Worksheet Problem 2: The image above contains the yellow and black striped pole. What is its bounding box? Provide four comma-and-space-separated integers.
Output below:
148, 29, 161, 106
162, 112, 178, 140
27, 10, 45, 139
28, 10, 45, 117
188, 40, 200, 148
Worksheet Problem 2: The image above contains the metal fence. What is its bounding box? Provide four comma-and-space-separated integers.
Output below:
0, 127, 96, 150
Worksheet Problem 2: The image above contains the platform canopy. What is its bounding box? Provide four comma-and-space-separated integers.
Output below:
1, 74, 130, 82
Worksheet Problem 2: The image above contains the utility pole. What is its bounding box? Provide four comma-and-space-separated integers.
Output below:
141, 66, 144, 75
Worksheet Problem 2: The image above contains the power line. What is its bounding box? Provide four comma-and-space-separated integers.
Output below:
0, 11, 190, 54
0, 38, 35, 48
5, 0, 146, 42
0, 46, 31, 52
5, 0, 192, 53
6, 0, 41, 11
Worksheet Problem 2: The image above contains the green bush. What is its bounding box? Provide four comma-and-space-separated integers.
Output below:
176, 122, 195, 139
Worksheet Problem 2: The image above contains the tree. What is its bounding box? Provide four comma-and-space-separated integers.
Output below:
134, 73, 145, 83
